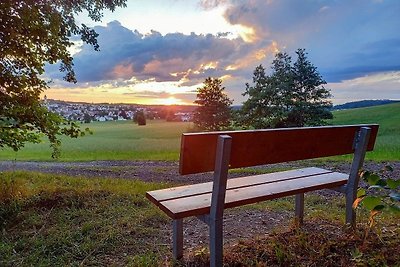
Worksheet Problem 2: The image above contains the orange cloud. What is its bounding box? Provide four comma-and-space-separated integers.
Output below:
225, 41, 280, 70
110, 63, 135, 79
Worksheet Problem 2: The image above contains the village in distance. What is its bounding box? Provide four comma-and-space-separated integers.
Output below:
44, 96, 399, 124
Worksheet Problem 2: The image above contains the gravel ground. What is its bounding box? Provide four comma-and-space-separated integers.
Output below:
1, 160, 399, 252
1, 160, 399, 183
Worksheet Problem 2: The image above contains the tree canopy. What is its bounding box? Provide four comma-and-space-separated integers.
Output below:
193, 77, 233, 131
134, 110, 146, 126
0, 0, 126, 157
240, 49, 333, 129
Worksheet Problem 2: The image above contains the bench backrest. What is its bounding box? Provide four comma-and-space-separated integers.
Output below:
179, 124, 379, 175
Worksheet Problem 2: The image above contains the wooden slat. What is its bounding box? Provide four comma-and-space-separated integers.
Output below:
179, 124, 379, 175
146, 167, 330, 204
155, 172, 349, 219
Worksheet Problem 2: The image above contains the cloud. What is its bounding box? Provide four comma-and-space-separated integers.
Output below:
46, 1, 400, 105
123, 90, 172, 99
213, 0, 400, 82
199, 0, 228, 10
46, 20, 269, 86
328, 71, 400, 104
45, 19, 281, 105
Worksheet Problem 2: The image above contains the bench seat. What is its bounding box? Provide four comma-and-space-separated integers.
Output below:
146, 167, 348, 219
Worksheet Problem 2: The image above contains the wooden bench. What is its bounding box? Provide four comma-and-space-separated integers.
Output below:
146, 124, 379, 266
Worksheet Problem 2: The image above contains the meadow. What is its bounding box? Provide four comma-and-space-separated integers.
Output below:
1, 104, 399, 266
0, 120, 192, 161
331, 102, 400, 161
0, 103, 399, 161
1, 171, 398, 266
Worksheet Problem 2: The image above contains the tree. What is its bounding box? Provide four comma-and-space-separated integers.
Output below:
240, 49, 332, 129
83, 113, 92, 124
290, 49, 333, 126
0, 0, 126, 158
133, 110, 146, 126
193, 77, 233, 131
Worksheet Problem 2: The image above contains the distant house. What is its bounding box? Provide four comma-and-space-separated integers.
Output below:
175, 112, 192, 122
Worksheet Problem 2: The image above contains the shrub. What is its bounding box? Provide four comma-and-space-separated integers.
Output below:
353, 166, 400, 241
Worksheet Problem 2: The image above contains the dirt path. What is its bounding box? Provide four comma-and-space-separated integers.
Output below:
1, 160, 399, 184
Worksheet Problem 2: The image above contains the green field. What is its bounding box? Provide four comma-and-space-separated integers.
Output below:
0, 120, 192, 161
329, 103, 400, 161
0, 103, 399, 161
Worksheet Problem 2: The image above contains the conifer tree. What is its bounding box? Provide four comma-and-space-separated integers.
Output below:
193, 77, 233, 131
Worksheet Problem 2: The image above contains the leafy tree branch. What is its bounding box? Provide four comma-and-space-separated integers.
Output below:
0, 0, 126, 157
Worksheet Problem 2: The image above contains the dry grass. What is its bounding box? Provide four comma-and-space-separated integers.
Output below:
184, 220, 400, 266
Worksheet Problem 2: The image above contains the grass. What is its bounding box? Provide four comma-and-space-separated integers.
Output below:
329, 102, 400, 161
188, 193, 399, 266
211, 221, 400, 266
1, 171, 399, 266
229, 166, 295, 175
0, 171, 171, 266
0, 120, 192, 161
0, 103, 399, 162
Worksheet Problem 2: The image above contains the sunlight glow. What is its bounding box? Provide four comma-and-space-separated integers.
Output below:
157, 97, 183, 105
224, 41, 280, 71
235, 25, 258, 43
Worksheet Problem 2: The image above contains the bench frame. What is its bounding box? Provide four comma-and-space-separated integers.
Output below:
147, 125, 377, 266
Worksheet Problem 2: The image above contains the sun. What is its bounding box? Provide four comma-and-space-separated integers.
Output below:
158, 97, 183, 105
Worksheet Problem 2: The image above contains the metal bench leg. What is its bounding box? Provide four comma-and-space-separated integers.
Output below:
210, 218, 223, 267
346, 127, 371, 228
345, 192, 356, 227
173, 219, 183, 259
295, 193, 304, 225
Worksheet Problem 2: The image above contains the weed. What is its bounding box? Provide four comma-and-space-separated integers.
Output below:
273, 241, 290, 265
0, 172, 26, 203
127, 252, 159, 267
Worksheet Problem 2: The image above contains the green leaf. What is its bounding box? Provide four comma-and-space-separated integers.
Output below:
357, 188, 366, 198
389, 192, 400, 202
361, 171, 371, 180
376, 179, 387, 187
373, 205, 385, 211
387, 179, 400, 190
361, 196, 382, 210
388, 205, 400, 214
367, 174, 380, 185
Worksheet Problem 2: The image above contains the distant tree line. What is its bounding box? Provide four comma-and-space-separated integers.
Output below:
193, 49, 333, 131
333, 100, 400, 110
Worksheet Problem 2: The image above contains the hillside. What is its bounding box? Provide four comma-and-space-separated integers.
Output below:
331, 102, 399, 128
330, 102, 400, 160
333, 99, 399, 110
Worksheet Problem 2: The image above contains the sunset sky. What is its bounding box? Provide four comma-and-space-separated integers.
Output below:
44, 0, 400, 105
